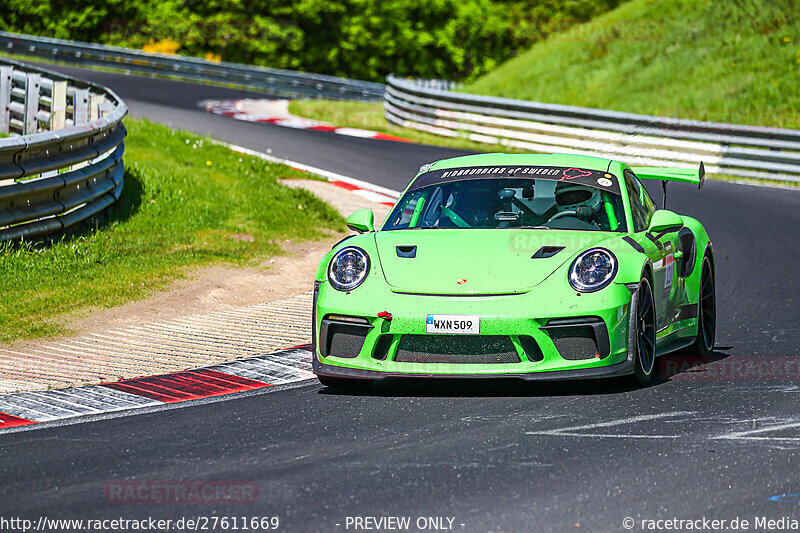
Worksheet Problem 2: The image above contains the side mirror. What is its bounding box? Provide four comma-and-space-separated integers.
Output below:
346, 209, 375, 234
648, 209, 684, 233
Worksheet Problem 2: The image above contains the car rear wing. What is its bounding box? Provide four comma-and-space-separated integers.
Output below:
631, 162, 705, 189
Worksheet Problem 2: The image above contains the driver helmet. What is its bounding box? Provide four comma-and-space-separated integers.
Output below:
554, 181, 603, 215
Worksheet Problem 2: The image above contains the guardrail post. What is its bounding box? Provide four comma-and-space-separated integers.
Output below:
0, 66, 11, 133
89, 94, 99, 122
73, 88, 88, 125
95, 94, 108, 118
23, 72, 41, 134
50, 80, 67, 130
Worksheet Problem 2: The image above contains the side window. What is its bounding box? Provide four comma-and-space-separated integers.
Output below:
422, 187, 444, 226
386, 192, 420, 229
624, 170, 650, 232
636, 174, 657, 225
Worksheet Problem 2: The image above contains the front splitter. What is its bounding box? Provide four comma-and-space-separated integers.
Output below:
313, 358, 635, 381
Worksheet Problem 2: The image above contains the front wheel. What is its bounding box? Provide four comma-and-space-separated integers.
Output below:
630, 277, 657, 386
687, 256, 716, 358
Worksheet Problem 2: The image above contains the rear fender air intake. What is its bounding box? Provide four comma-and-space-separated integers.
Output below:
678, 227, 696, 278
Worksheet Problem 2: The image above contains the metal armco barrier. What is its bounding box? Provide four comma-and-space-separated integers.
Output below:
0, 31, 384, 102
0, 57, 127, 241
385, 75, 800, 183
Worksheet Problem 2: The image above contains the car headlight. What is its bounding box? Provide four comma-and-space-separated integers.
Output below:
568, 248, 617, 292
328, 246, 370, 291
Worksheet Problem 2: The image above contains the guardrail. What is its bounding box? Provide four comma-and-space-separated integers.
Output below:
0, 31, 384, 102
385, 75, 800, 183
0, 57, 127, 242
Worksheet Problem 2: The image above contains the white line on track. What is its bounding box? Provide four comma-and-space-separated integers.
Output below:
208, 139, 402, 199
713, 420, 800, 441
525, 411, 696, 439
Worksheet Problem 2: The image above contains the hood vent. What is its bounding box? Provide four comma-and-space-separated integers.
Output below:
531, 246, 565, 259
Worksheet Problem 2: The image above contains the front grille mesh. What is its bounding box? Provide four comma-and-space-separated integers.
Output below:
395, 335, 519, 364
549, 326, 600, 360
327, 324, 368, 358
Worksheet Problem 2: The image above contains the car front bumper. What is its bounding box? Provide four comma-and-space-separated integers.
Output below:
313, 278, 637, 380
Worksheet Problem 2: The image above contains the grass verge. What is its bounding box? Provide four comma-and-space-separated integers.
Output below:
0, 119, 343, 344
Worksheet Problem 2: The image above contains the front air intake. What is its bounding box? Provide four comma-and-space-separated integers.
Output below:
372, 335, 394, 360
548, 326, 601, 360
518, 335, 544, 362
394, 335, 519, 364
541, 317, 610, 361
320, 317, 372, 358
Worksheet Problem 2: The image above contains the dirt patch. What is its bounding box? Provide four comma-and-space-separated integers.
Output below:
68, 237, 336, 334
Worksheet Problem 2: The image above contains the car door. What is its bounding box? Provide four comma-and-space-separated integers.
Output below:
623, 170, 680, 332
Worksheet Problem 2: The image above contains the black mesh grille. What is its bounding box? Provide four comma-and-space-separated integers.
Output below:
549, 326, 600, 360
327, 324, 368, 358
395, 335, 519, 364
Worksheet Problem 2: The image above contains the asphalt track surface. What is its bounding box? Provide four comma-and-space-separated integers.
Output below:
3, 65, 800, 532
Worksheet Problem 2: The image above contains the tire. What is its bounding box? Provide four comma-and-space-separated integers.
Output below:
317, 376, 371, 389
630, 276, 657, 386
687, 256, 716, 358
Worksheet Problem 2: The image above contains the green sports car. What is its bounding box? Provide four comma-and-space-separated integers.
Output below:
312, 153, 715, 387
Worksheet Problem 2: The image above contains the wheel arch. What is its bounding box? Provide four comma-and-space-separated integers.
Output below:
703, 242, 715, 275
613, 237, 653, 286
641, 260, 654, 285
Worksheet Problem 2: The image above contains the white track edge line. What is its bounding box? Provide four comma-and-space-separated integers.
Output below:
209, 139, 402, 198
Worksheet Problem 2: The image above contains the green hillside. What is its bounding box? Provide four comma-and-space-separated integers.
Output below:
466, 0, 800, 128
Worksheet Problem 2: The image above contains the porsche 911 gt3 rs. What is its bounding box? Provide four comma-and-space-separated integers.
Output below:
312, 153, 715, 387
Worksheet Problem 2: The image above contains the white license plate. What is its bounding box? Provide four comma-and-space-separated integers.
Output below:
426, 314, 480, 335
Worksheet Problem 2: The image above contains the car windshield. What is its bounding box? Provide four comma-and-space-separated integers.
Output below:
383, 177, 627, 231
